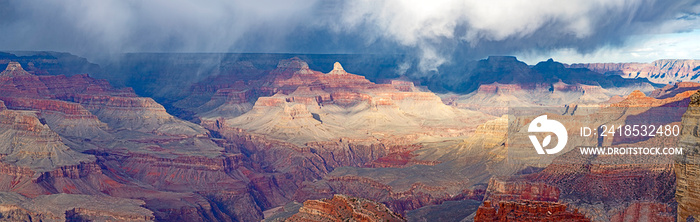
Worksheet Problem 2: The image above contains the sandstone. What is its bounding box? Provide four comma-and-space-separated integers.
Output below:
0, 108, 94, 173
285, 194, 406, 222
203, 58, 491, 146
675, 90, 700, 222
0, 62, 32, 77
0, 61, 262, 221
474, 200, 590, 222
649, 82, 700, 99
327, 62, 348, 75
484, 178, 560, 203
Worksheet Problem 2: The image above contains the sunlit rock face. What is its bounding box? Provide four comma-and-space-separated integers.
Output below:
676, 90, 700, 222
0, 53, 694, 221
202, 59, 491, 145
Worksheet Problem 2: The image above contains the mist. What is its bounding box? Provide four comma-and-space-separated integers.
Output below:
0, 0, 698, 75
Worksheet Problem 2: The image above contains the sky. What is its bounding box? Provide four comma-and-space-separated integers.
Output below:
0, 0, 699, 71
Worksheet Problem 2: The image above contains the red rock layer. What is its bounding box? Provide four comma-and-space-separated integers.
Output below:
181, 57, 447, 116
474, 200, 590, 222
286, 194, 406, 222
610, 89, 694, 107
484, 178, 560, 203
649, 82, 700, 99
292, 175, 486, 215
0, 62, 246, 220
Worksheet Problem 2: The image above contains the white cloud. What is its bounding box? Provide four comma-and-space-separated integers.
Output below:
517, 29, 700, 64
335, 0, 698, 71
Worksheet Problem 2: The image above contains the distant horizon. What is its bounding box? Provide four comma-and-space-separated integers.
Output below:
2, 50, 699, 67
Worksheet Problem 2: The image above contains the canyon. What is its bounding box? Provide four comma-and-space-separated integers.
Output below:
569, 59, 700, 84
0, 53, 698, 221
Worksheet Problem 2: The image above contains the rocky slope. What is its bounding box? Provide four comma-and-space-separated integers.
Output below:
0, 61, 267, 221
283, 194, 406, 222
1, 54, 692, 222
0, 58, 499, 221
0, 58, 501, 221
474, 200, 590, 222
200, 58, 491, 145
186, 58, 503, 220
475, 87, 699, 222
0, 192, 154, 222
569, 59, 700, 84
675, 90, 700, 222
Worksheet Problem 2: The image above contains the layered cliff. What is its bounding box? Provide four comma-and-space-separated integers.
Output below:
0, 106, 94, 173
569, 59, 700, 84
285, 194, 406, 222
202, 58, 491, 145
675, 90, 700, 222
474, 200, 590, 222
0, 62, 268, 221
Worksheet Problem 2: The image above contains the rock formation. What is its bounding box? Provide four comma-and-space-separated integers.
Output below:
201, 59, 491, 145
0, 62, 263, 221
0, 54, 690, 221
569, 59, 700, 84
0, 62, 32, 77
675, 90, 700, 222
285, 194, 406, 222
0, 192, 154, 221
327, 62, 347, 75
474, 200, 590, 222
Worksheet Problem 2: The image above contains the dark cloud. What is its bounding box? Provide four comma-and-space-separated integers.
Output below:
0, 0, 698, 72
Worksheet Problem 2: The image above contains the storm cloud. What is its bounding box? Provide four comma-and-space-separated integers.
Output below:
0, 0, 698, 73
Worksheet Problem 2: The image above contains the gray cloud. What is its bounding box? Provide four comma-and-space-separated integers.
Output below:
0, 0, 324, 61
330, 0, 700, 73
0, 0, 698, 73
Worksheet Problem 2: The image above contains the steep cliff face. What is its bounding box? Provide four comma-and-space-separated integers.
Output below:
524, 151, 676, 221
569, 59, 700, 84
675, 90, 700, 222
285, 194, 406, 222
474, 200, 590, 222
